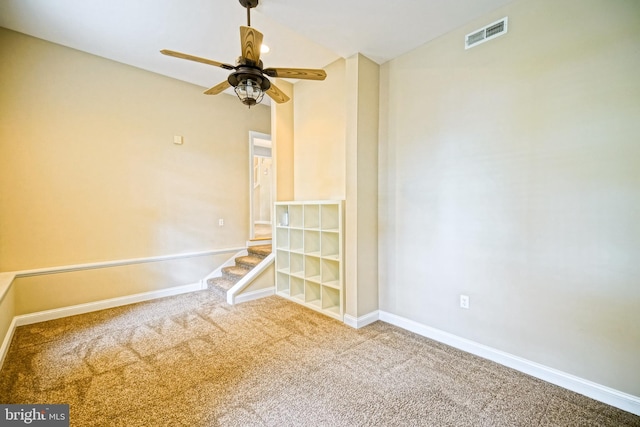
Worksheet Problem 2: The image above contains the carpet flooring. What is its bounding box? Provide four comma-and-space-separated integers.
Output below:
1, 290, 638, 426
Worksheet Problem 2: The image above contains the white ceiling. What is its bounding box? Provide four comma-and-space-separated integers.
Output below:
0, 0, 515, 94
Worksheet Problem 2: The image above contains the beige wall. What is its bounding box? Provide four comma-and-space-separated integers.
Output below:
0, 29, 270, 274
379, 0, 640, 395
293, 59, 346, 200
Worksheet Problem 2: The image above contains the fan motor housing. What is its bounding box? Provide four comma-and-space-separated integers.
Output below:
228, 67, 271, 91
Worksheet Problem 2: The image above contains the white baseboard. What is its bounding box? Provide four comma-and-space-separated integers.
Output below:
344, 310, 380, 329
233, 287, 274, 304
378, 310, 640, 416
14, 282, 202, 327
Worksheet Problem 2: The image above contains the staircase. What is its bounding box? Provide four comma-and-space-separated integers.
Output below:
207, 244, 272, 299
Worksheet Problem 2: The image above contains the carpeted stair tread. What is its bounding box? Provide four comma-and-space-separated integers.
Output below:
222, 265, 251, 279
247, 244, 272, 258
207, 276, 235, 290
235, 255, 263, 269
206, 277, 235, 298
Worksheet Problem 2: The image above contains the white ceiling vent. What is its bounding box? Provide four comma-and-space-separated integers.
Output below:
465, 17, 508, 49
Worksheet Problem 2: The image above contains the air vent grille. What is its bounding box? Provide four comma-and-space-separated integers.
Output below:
465, 17, 508, 49
485, 21, 505, 37
467, 30, 485, 45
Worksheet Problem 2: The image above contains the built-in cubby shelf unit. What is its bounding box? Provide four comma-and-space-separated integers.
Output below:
274, 200, 344, 321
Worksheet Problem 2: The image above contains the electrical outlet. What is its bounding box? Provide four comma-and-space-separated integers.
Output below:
218, 218, 224, 226
460, 294, 470, 309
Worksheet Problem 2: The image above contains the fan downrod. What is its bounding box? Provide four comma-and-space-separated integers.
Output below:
239, 0, 259, 26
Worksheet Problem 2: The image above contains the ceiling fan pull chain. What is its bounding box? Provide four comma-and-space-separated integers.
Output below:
247, 6, 251, 27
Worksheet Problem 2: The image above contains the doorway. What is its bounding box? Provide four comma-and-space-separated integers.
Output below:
249, 131, 273, 240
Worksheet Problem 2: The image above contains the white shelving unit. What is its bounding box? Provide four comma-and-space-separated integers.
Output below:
274, 200, 344, 321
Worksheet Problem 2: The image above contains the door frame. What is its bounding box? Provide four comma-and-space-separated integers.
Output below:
248, 131, 273, 240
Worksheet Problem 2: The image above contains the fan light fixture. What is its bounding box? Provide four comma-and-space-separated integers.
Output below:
234, 78, 265, 106
228, 67, 271, 107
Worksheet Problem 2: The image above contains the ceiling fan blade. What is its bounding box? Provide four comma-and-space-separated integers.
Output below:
240, 26, 263, 63
160, 49, 234, 70
203, 81, 231, 95
266, 83, 291, 104
263, 67, 327, 81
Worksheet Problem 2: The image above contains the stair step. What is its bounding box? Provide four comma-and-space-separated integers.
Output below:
222, 265, 251, 280
248, 244, 272, 258
207, 277, 235, 298
235, 255, 263, 269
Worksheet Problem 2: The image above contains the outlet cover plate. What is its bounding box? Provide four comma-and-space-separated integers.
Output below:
460, 294, 470, 309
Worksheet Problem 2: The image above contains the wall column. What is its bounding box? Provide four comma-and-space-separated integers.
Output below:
345, 54, 380, 320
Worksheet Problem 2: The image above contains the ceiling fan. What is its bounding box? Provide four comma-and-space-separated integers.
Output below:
160, 0, 327, 107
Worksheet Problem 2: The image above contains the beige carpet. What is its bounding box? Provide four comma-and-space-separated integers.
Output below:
1, 290, 638, 426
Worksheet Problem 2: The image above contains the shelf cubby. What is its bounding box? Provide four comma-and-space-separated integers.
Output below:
275, 205, 289, 227
322, 286, 341, 314
304, 230, 321, 255
304, 256, 321, 282
305, 281, 321, 307
290, 253, 304, 277
321, 204, 340, 231
276, 227, 289, 249
290, 277, 305, 301
276, 250, 290, 273
289, 205, 304, 228
304, 204, 320, 229
321, 259, 340, 288
276, 272, 290, 294
321, 232, 340, 259
290, 229, 304, 253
